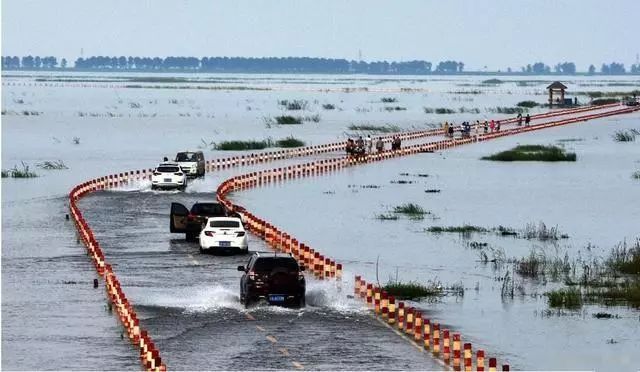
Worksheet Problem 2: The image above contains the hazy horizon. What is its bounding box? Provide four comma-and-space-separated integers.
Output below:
2, 0, 639, 71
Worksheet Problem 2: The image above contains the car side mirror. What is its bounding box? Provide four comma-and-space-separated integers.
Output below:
299, 265, 305, 272
237, 265, 245, 272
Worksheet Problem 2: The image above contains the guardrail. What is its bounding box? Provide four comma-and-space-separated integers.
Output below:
66, 102, 637, 370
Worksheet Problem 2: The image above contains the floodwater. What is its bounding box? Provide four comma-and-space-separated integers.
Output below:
2, 72, 640, 370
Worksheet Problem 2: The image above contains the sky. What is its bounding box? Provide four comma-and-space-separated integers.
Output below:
1, 0, 639, 71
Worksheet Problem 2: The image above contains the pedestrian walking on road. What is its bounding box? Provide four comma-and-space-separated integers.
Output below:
489, 120, 495, 133
375, 137, 384, 153
483, 120, 489, 133
496, 120, 501, 132
525, 114, 531, 127
365, 135, 373, 154
443, 122, 449, 136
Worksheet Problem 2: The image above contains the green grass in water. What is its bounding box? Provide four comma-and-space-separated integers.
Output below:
383, 281, 443, 300
426, 225, 488, 233
275, 136, 305, 148
482, 145, 576, 162
275, 115, 303, 125
547, 288, 583, 309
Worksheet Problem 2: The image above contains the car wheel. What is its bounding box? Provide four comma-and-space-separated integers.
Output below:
298, 296, 306, 308
185, 232, 197, 242
151, 185, 157, 190
199, 247, 204, 254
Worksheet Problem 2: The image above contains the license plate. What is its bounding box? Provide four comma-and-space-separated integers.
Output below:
163, 178, 172, 182
219, 241, 231, 247
269, 295, 285, 302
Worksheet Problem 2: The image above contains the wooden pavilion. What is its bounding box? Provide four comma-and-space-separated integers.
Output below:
547, 81, 568, 105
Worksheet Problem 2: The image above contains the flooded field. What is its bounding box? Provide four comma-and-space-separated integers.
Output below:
2, 72, 640, 370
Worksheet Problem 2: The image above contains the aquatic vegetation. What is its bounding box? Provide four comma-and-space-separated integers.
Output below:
605, 239, 640, 275
592, 98, 619, 105
458, 107, 481, 114
275, 136, 305, 148
390, 180, 414, 184
467, 241, 488, 249
274, 115, 303, 125
36, 160, 68, 170
376, 214, 399, 221
72, 137, 81, 145
546, 288, 583, 309
632, 171, 640, 180
592, 312, 619, 319
522, 222, 569, 240
348, 124, 401, 133
487, 106, 525, 114
392, 203, 429, 218
1, 163, 38, 178
556, 138, 584, 143
322, 103, 335, 110
383, 106, 407, 111
514, 250, 572, 280
423, 107, 456, 114
215, 140, 271, 150
278, 99, 308, 111
517, 100, 539, 108
303, 114, 321, 123
481, 145, 577, 162
383, 280, 444, 300
612, 129, 638, 142
482, 78, 504, 84
380, 97, 397, 103
426, 225, 488, 234
215, 136, 305, 150
496, 225, 518, 236
435, 108, 456, 114
424, 189, 441, 193
447, 90, 483, 95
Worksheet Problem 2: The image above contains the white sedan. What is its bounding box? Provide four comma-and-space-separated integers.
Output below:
199, 217, 249, 254
151, 162, 187, 190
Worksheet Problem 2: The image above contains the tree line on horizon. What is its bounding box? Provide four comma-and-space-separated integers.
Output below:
2, 55, 639, 75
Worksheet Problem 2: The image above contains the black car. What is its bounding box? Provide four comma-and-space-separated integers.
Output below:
170, 202, 228, 241
238, 252, 306, 308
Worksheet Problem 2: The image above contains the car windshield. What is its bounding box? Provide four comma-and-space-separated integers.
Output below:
253, 257, 299, 272
156, 166, 179, 173
191, 203, 225, 216
176, 152, 197, 162
210, 220, 240, 228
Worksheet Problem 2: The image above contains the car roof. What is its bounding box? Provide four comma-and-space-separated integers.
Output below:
176, 150, 203, 154
206, 217, 241, 223
252, 251, 295, 259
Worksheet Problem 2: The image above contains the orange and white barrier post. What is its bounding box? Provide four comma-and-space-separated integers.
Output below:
388, 296, 396, 324
452, 333, 461, 371
423, 318, 431, 350
463, 343, 472, 372
443, 329, 451, 364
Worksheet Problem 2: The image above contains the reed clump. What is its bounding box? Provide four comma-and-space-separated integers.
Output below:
546, 288, 583, 309
481, 145, 576, 162
1, 162, 38, 178
348, 124, 401, 133
275, 115, 303, 125
612, 129, 638, 142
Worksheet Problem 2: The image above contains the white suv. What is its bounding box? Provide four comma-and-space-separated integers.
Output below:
199, 217, 248, 254
175, 151, 205, 178
151, 162, 187, 190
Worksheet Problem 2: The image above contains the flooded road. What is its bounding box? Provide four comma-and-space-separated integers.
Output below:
3, 72, 640, 370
